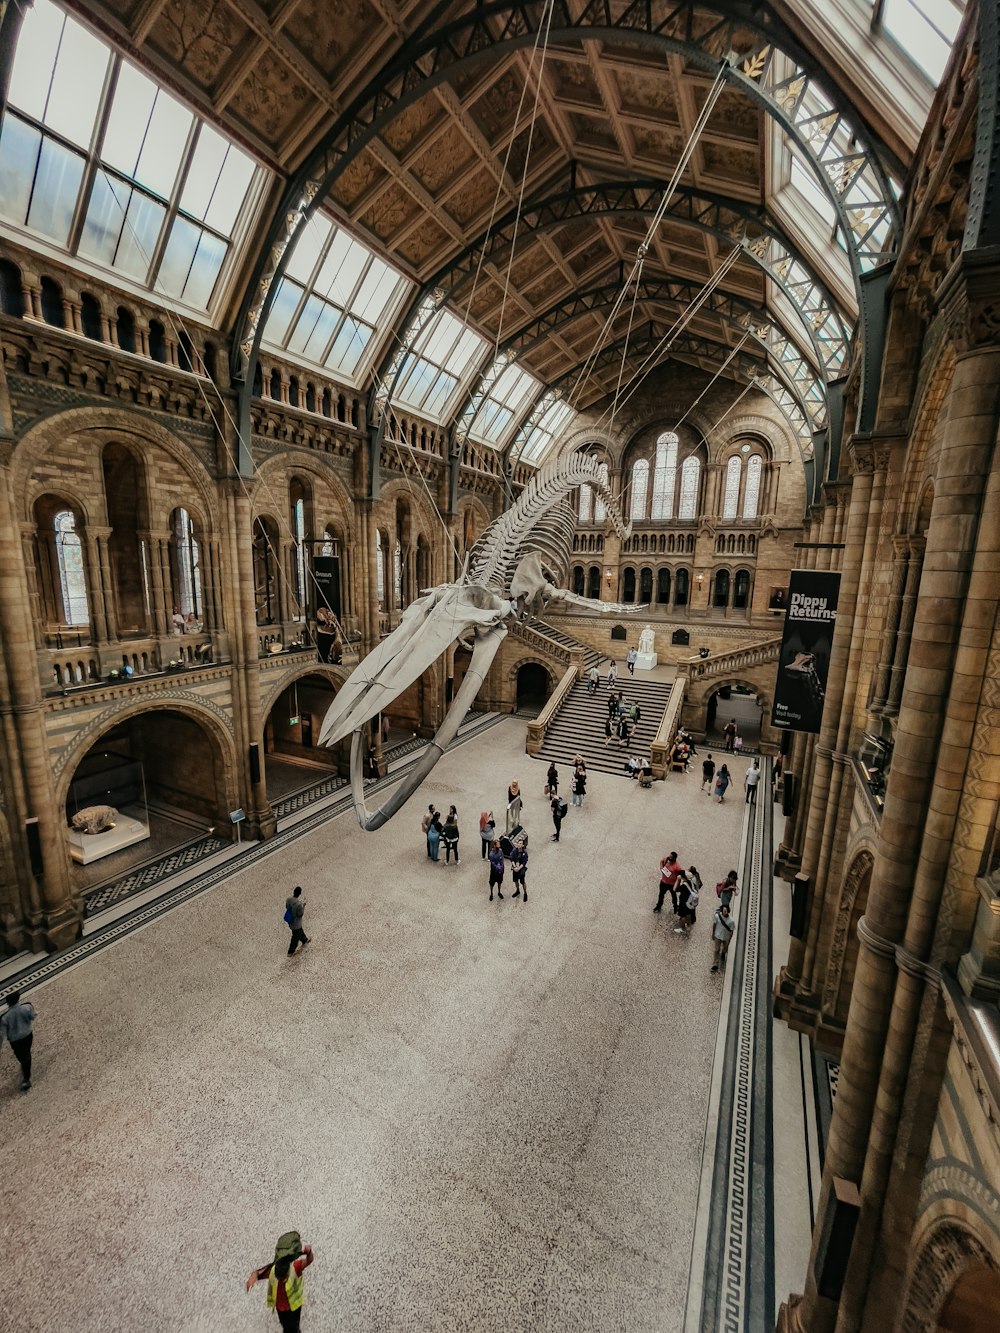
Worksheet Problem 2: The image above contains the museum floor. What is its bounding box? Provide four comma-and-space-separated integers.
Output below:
0, 719, 821, 1332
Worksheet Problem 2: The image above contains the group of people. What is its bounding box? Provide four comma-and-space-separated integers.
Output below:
655, 853, 740, 971
723, 718, 743, 752
421, 804, 462, 863
605, 691, 640, 747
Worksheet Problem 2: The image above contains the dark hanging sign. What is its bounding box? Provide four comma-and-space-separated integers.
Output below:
770, 569, 841, 734
312, 556, 341, 663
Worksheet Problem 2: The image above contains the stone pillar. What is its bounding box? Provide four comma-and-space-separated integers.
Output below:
94, 529, 117, 643
0, 472, 76, 945
19, 525, 44, 650
883, 536, 924, 715
144, 533, 169, 638
869, 535, 910, 711
230, 486, 276, 838
788, 295, 1000, 1333
82, 530, 110, 645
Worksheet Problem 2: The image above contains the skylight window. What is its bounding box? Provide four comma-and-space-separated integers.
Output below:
469, 363, 540, 446
516, 395, 576, 465
0, 0, 261, 310
262, 214, 410, 383
393, 309, 487, 421
877, 0, 963, 84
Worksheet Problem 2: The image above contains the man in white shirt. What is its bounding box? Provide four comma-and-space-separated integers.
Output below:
744, 760, 762, 804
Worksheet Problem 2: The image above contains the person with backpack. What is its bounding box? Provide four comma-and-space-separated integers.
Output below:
716, 869, 739, 909
284, 887, 310, 956
488, 840, 505, 901
479, 811, 495, 858
550, 792, 566, 841
246, 1233, 315, 1331
711, 904, 735, 972
724, 719, 738, 752
510, 838, 528, 901
1, 990, 36, 1092
674, 871, 699, 935
701, 753, 716, 792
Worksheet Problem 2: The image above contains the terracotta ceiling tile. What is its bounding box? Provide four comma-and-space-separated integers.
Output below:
226, 48, 313, 150
147, 0, 254, 96
282, 0, 382, 81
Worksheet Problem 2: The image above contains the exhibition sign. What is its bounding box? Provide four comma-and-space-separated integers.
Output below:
770, 569, 841, 734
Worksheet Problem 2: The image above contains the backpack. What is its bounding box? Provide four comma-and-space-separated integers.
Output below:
687, 886, 700, 909
273, 1230, 301, 1262
556, 799, 568, 817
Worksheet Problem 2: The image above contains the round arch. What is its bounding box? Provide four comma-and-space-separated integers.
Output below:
508, 656, 555, 714
900, 1217, 1000, 1333
822, 848, 875, 1021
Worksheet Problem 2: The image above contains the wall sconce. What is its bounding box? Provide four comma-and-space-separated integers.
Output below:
604, 566, 613, 588
696, 571, 705, 589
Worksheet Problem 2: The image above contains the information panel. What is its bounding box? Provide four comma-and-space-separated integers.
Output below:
770, 569, 841, 734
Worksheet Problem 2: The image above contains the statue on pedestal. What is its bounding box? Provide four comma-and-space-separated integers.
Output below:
638, 624, 655, 656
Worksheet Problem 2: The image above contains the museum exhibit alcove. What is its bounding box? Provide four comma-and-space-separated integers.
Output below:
515, 662, 552, 716
264, 673, 344, 803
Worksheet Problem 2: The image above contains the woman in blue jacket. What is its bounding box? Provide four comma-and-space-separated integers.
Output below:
488, 840, 505, 901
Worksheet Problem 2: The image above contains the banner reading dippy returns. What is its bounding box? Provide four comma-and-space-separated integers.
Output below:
770, 569, 841, 734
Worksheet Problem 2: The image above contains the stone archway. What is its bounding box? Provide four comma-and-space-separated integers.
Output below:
264, 670, 346, 798
61, 704, 238, 904
701, 678, 768, 750
515, 661, 553, 715
900, 1221, 1000, 1333
822, 849, 874, 1027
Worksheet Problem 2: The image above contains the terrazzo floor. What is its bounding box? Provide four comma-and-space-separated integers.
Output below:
1, 720, 754, 1333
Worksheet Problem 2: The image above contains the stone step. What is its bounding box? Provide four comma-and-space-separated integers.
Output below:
534, 675, 672, 777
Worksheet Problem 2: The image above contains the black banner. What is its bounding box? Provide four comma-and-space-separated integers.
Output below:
312, 556, 341, 663
770, 569, 841, 734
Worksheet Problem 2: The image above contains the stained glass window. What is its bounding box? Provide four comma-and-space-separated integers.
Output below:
393, 541, 403, 608
578, 486, 593, 523
54, 509, 88, 624
375, 532, 385, 611
651, 433, 678, 520
173, 507, 201, 618
723, 456, 742, 520
293, 498, 307, 618
630, 460, 649, 520
743, 454, 763, 519
678, 457, 700, 520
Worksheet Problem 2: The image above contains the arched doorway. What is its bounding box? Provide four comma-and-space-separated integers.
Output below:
516, 662, 551, 715
937, 1264, 1000, 1331
705, 680, 765, 750
64, 708, 233, 912
264, 672, 343, 802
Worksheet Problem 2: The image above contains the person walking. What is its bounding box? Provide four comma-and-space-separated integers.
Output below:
744, 760, 761, 804
247, 1239, 315, 1331
571, 764, 587, 808
587, 664, 600, 694
715, 869, 739, 909
673, 872, 698, 934
546, 762, 559, 797
607, 659, 618, 689
626, 647, 637, 675
488, 840, 505, 901
711, 904, 735, 972
714, 764, 731, 803
421, 804, 438, 858
608, 691, 619, 720
479, 811, 495, 858
510, 839, 528, 902
701, 753, 716, 792
285, 887, 310, 956
1, 991, 36, 1092
442, 807, 460, 864
506, 780, 522, 834
604, 716, 615, 746
550, 792, 565, 841
654, 852, 684, 913
723, 719, 738, 752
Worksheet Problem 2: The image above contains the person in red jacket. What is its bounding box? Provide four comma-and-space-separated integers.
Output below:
246, 1243, 315, 1330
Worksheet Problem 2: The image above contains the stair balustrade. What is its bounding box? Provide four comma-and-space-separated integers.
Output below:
525, 665, 580, 756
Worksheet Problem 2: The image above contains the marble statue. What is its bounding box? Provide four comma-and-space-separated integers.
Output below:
638, 624, 655, 655
319, 455, 647, 830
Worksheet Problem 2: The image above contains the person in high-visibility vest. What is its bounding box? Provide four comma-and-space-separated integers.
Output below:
246, 1243, 314, 1331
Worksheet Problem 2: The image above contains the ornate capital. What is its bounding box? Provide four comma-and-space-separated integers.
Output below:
849, 443, 876, 475
936, 247, 1000, 352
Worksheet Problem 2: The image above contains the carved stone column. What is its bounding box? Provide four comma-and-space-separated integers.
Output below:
884, 535, 925, 715
869, 535, 910, 711
82, 530, 109, 645
143, 533, 169, 638
19, 525, 44, 650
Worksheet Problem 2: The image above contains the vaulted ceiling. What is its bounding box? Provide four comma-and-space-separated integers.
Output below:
60, 0, 951, 440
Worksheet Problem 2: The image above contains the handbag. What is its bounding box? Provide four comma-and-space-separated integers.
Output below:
283, 907, 293, 925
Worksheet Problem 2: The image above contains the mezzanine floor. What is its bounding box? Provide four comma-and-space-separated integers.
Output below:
0, 719, 826, 1332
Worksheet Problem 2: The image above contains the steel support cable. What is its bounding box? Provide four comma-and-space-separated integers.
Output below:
563, 60, 729, 414
672, 332, 752, 432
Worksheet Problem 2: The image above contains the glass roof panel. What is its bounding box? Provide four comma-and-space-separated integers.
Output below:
879, 0, 963, 84
392, 308, 488, 421
469, 362, 540, 446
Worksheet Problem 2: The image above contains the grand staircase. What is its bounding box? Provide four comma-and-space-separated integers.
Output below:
526, 618, 673, 777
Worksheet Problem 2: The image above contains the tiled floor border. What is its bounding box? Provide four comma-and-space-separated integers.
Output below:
0, 712, 507, 1003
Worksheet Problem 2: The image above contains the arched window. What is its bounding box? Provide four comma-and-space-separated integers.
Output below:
116, 306, 136, 353
713, 568, 731, 607
0, 260, 24, 317
623, 568, 636, 603
578, 486, 593, 523
40, 276, 64, 328
674, 568, 689, 606
639, 567, 653, 602
630, 459, 649, 520
734, 569, 751, 609
289, 480, 310, 619
393, 541, 403, 609
743, 454, 763, 519
587, 566, 601, 599
678, 456, 700, 520
657, 568, 670, 603
80, 293, 102, 341
148, 319, 167, 363
572, 565, 585, 595
651, 432, 678, 519
592, 462, 610, 523
172, 508, 202, 619
722, 456, 741, 520
375, 531, 385, 611
54, 510, 89, 624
